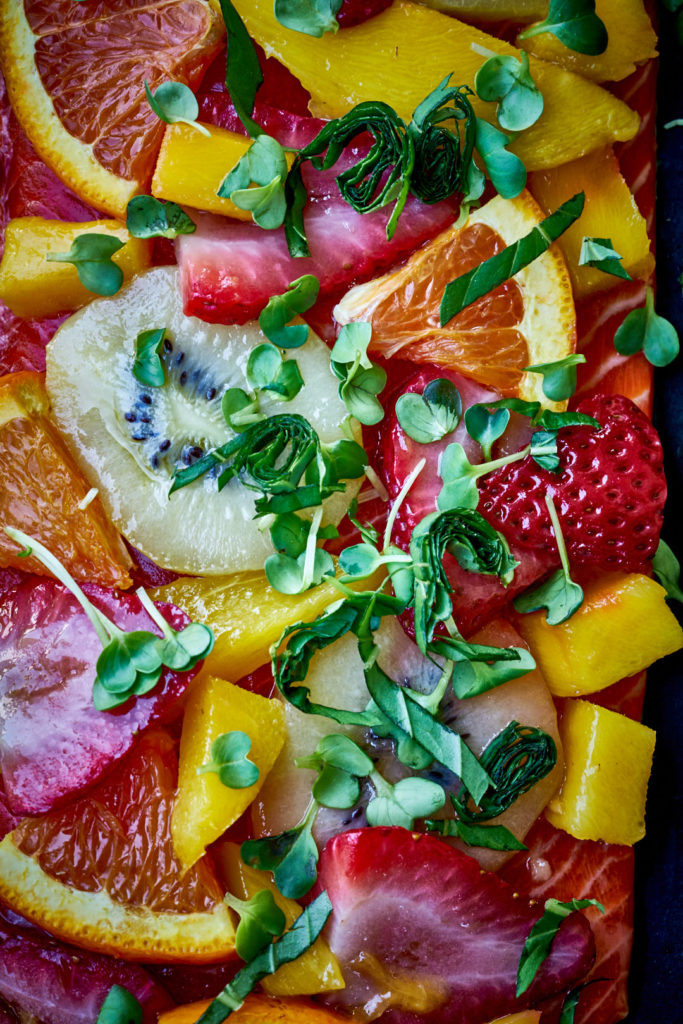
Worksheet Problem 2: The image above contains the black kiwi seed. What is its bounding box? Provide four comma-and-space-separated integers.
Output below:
206, 387, 217, 400
158, 439, 171, 453
179, 371, 188, 386
164, 338, 173, 353
140, 393, 152, 405
125, 411, 137, 422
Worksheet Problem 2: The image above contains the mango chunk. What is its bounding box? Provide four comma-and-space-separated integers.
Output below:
546, 699, 655, 845
152, 123, 295, 220
529, 147, 654, 297
233, 0, 639, 170
217, 842, 344, 996
515, 573, 683, 698
0, 218, 151, 319
158, 993, 347, 1024
518, 0, 657, 83
171, 676, 286, 870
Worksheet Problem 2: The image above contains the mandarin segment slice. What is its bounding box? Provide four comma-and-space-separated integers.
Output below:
0, 0, 225, 215
159, 993, 350, 1024
0, 371, 132, 588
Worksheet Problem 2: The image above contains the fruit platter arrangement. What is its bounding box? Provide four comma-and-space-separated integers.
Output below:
0, 1, 681, 1023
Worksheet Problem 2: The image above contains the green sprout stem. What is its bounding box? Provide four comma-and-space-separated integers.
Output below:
383, 457, 426, 552
545, 493, 571, 575
301, 506, 323, 591
135, 586, 176, 641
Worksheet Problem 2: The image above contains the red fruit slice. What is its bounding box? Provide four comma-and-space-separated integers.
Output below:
318, 827, 595, 1024
0, 908, 174, 1024
337, 0, 393, 26
0, 578, 200, 815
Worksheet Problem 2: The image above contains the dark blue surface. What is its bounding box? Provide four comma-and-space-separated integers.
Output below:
628, 5, 683, 1019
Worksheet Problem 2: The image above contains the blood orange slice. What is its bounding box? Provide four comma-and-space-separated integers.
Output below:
0, 729, 236, 962
0, 0, 225, 216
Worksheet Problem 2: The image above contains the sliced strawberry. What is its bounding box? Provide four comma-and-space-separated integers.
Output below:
319, 827, 595, 1024
337, 0, 393, 26
0, 578, 200, 816
0, 907, 174, 1024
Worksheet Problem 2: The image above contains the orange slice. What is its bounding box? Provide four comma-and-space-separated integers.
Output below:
334, 190, 576, 405
0, 0, 225, 216
159, 993, 349, 1024
0, 729, 236, 962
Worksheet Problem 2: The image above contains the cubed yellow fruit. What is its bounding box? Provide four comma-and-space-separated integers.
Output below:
516, 573, 683, 698
518, 0, 657, 83
233, 0, 639, 171
171, 676, 286, 870
0, 218, 151, 318
152, 122, 295, 219
151, 571, 356, 682
159, 993, 347, 1024
546, 699, 656, 844
217, 842, 344, 995
529, 147, 654, 297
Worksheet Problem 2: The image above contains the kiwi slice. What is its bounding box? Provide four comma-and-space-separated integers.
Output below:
46, 267, 359, 575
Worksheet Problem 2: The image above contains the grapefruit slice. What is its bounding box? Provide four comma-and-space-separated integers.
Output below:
0, 0, 225, 216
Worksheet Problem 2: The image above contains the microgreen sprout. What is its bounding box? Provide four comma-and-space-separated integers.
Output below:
135, 586, 214, 669
395, 378, 462, 444
198, 731, 260, 789
474, 50, 544, 133
274, 0, 342, 37
437, 440, 533, 511
96, 986, 142, 1024
144, 80, 209, 136
653, 539, 683, 604
132, 328, 166, 389
264, 506, 335, 595
296, 733, 373, 809
259, 276, 320, 349
330, 323, 387, 426
514, 493, 584, 624
241, 798, 320, 899
218, 134, 290, 230
518, 0, 608, 56
516, 897, 605, 997
366, 772, 446, 829
524, 353, 586, 402
613, 285, 680, 367
126, 196, 196, 239
223, 889, 286, 962
46, 233, 124, 296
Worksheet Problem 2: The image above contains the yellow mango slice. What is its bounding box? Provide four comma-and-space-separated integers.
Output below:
546, 699, 655, 845
159, 993, 347, 1024
0, 218, 151, 319
216, 842, 344, 995
233, 0, 638, 170
518, 0, 657, 83
171, 676, 286, 870
515, 573, 683, 699
152, 123, 295, 219
528, 146, 654, 297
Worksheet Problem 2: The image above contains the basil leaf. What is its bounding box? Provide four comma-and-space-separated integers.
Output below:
96, 986, 142, 1024
524, 353, 586, 402
473, 117, 527, 199
132, 328, 166, 389
517, 897, 605, 997
241, 805, 320, 899
217, 0, 264, 138
515, 568, 583, 625
198, 731, 260, 789
464, 404, 510, 460
45, 233, 124, 296
652, 539, 683, 603
223, 889, 286, 963
259, 276, 320, 349
126, 196, 196, 239
447, 645, 536, 698
424, 813, 527, 851
197, 892, 333, 1024
441, 193, 585, 326
518, 0, 608, 56
366, 773, 446, 829
395, 378, 462, 443
144, 80, 208, 135
474, 51, 544, 133
274, 0, 342, 37
578, 236, 631, 280
613, 286, 680, 367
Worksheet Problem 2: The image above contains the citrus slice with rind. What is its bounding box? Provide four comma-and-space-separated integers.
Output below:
0, 0, 225, 216
334, 190, 576, 406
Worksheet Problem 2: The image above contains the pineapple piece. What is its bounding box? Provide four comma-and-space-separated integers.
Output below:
171, 675, 286, 870
528, 147, 654, 297
0, 218, 150, 319
518, 0, 657, 83
546, 699, 656, 845
232, 0, 639, 170
515, 573, 683, 698
217, 841, 344, 995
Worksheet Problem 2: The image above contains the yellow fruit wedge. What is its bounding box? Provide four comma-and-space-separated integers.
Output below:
528, 147, 654, 298
515, 573, 683, 698
216, 842, 345, 995
159, 993, 348, 1024
233, 0, 639, 170
152, 123, 295, 219
518, 0, 657, 83
546, 699, 656, 845
171, 676, 286, 870
0, 218, 151, 319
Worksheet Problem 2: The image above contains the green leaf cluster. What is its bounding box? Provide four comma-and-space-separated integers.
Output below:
366, 772, 445, 829
46, 233, 124, 296
330, 323, 386, 425
144, 80, 209, 135
518, 0, 608, 56
297, 733, 373, 809
126, 196, 196, 239
514, 493, 583, 624
614, 286, 680, 367
525, 353, 586, 402
218, 135, 291, 230
259, 275, 320, 348
474, 51, 544, 133
224, 889, 286, 963
241, 800, 320, 899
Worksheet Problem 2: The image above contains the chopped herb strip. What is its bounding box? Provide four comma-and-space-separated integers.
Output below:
223, 889, 286, 963
395, 378, 462, 443
330, 323, 386, 425
126, 196, 196, 239
473, 117, 527, 199
241, 800, 320, 899
515, 493, 584, 624
218, 134, 290, 230
578, 236, 631, 280
424, 808, 527, 851
274, 0, 342, 37
652, 539, 683, 603
516, 897, 605, 997
96, 986, 142, 1024
197, 892, 333, 1024
144, 80, 209, 136
366, 772, 446, 829
132, 328, 166, 389
259, 275, 320, 349
440, 193, 585, 326
45, 233, 124, 296
524, 353, 586, 402
297, 733, 373, 809
518, 0, 608, 56
474, 51, 544, 133
217, 0, 264, 138
453, 720, 557, 824
614, 285, 680, 367
198, 731, 260, 789
558, 980, 607, 1024
442, 643, 536, 700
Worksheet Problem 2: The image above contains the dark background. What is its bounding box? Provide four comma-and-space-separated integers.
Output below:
628, 4, 683, 1017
